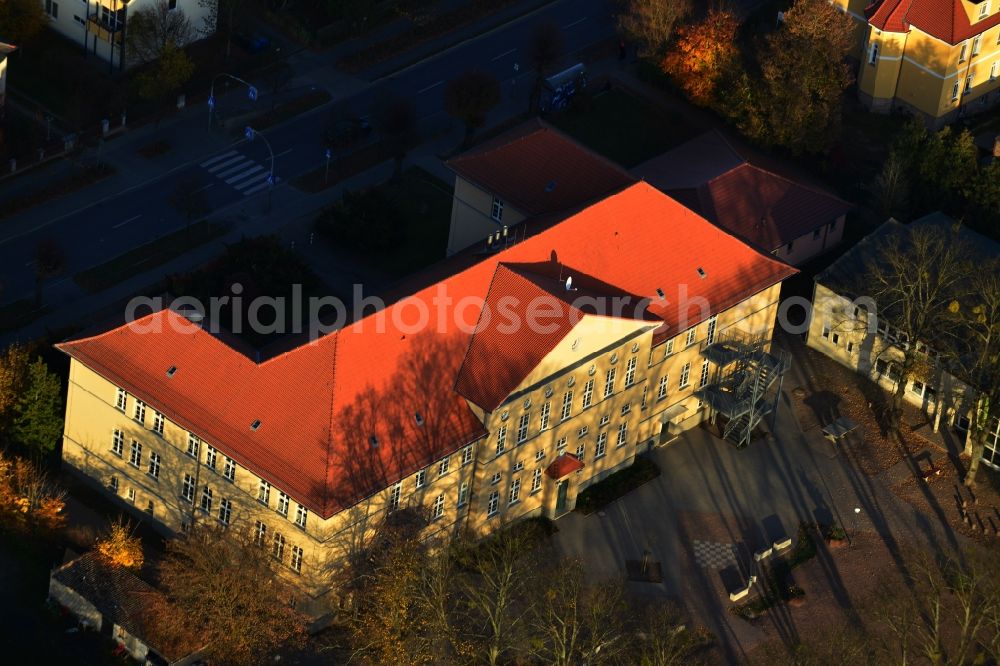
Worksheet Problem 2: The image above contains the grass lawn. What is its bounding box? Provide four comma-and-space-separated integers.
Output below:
550, 88, 694, 168
74, 220, 229, 293
316, 167, 453, 279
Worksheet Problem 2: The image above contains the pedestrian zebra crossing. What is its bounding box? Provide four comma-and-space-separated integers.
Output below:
199, 150, 277, 196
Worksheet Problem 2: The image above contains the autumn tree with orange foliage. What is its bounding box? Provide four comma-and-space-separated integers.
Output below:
94, 518, 144, 571
0, 450, 66, 531
661, 8, 740, 107
150, 522, 305, 666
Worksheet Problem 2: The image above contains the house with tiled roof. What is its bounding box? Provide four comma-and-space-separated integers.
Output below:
49, 552, 203, 665
57, 183, 795, 615
443, 119, 635, 256
831, 0, 1000, 125
635, 131, 853, 266
807, 213, 1000, 467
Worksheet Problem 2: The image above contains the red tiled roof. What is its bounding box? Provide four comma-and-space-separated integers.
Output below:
545, 453, 584, 479
58, 183, 795, 519
445, 119, 636, 217
635, 132, 852, 252
867, 0, 1000, 44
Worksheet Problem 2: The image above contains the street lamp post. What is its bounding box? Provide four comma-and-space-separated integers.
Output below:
852, 507, 861, 547
245, 126, 275, 212
324, 148, 332, 185
209, 73, 259, 128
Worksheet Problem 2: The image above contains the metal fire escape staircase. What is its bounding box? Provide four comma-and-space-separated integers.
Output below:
696, 331, 790, 449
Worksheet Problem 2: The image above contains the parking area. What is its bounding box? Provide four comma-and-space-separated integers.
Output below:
551, 345, 967, 658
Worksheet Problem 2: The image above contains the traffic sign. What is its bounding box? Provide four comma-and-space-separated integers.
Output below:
245, 126, 255, 141
208, 95, 215, 109
248, 86, 258, 101
324, 148, 331, 161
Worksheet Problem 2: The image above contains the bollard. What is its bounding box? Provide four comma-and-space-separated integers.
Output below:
176, 94, 186, 110
121, 111, 127, 127
101, 118, 110, 135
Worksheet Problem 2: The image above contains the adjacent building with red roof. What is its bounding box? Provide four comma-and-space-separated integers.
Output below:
57, 182, 795, 615
443, 119, 635, 255
635, 131, 853, 266
832, 0, 1000, 125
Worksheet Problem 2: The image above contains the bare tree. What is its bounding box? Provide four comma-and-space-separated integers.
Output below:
873, 149, 911, 219
126, 0, 195, 64
866, 224, 972, 429
628, 602, 711, 665
444, 70, 500, 147
529, 558, 628, 665
528, 22, 564, 112
33, 237, 65, 308
949, 262, 1000, 487
617, 0, 692, 59
151, 521, 306, 665
456, 522, 545, 666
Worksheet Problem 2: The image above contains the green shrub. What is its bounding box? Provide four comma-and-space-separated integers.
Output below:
574, 456, 661, 515
315, 189, 404, 253
788, 521, 817, 568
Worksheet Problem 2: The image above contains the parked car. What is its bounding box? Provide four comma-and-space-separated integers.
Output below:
233, 31, 272, 54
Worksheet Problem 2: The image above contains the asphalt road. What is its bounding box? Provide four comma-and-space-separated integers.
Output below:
0, 0, 615, 305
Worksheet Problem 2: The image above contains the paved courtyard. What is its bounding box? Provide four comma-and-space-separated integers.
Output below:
552, 351, 966, 659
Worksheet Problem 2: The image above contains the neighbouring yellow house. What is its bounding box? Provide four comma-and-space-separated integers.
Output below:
832, 0, 1000, 125
57, 182, 796, 617
807, 213, 1000, 467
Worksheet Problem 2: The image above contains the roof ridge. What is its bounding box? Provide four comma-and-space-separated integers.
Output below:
452, 263, 507, 406
741, 162, 852, 205
321, 333, 340, 516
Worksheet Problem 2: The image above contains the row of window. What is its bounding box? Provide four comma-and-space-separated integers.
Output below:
257, 480, 309, 529
486, 467, 545, 517
253, 521, 305, 574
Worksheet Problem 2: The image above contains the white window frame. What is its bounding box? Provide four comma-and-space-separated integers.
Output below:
517, 413, 529, 443
219, 498, 232, 525
129, 440, 142, 468
706, 316, 718, 345
186, 433, 200, 459
664, 339, 674, 357
205, 445, 217, 470
561, 391, 573, 421
487, 490, 500, 517
200, 485, 213, 513
595, 432, 607, 458
147, 452, 161, 480
531, 467, 543, 492
992, 62, 999, 80
679, 363, 691, 389
980, 1, 990, 19
621, 403, 631, 416
491, 196, 504, 222
617, 422, 628, 447
223, 456, 236, 481
254, 520, 267, 546
624, 356, 637, 387
576, 443, 585, 461
152, 411, 164, 435
439, 456, 451, 476
432, 493, 445, 520
604, 368, 616, 398
415, 469, 427, 488
686, 328, 697, 347
462, 444, 475, 465
869, 41, 879, 65
539, 402, 551, 430
960, 41, 968, 62
389, 483, 401, 511
258, 479, 271, 505
133, 400, 146, 424
291, 545, 303, 573
495, 425, 507, 456
272, 533, 285, 562
111, 429, 124, 457
535, 448, 545, 461
277, 491, 290, 517
115, 388, 127, 411
699, 360, 711, 388
508, 478, 521, 505
295, 504, 308, 529
973, 35, 982, 56
182, 474, 195, 503
952, 81, 961, 100
582, 379, 594, 409
657, 375, 669, 400
458, 481, 469, 507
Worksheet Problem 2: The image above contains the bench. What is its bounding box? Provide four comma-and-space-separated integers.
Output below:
822, 417, 859, 443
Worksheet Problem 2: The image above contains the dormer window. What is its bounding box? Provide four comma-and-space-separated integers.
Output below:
696, 267, 707, 279
980, 1, 990, 19
166, 365, 177, 377
250, 420, 261, 431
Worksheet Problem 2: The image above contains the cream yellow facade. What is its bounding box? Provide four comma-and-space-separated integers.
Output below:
446, 176, 527, 256
833, 0, 1000, 125
807, 281, 1000, 465
61, 283, 784, 616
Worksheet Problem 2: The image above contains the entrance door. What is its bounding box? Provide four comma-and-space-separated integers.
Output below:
555, 481, 568, 514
